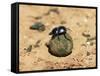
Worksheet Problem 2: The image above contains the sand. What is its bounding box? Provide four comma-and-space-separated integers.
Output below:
19, 4, 96, 71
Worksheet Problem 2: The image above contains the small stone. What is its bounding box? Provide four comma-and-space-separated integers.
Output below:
34, 16, 42, 20
90, 42, 94, 46
30, 22, 45, 32
82, 32, 90, 38
34, 40, 41, 48
60, 21, 66, 24
87, 52, 90, 56
50, 8, 60, 15
24, 45, 32, 52
86, 41, 90, 45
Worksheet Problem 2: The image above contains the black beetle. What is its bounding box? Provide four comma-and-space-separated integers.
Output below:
49, 26, 67, 40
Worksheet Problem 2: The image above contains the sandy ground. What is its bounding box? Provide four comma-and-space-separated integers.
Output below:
19, 4, 96, 71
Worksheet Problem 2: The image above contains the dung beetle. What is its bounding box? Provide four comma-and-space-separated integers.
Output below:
49, 26, 67, 40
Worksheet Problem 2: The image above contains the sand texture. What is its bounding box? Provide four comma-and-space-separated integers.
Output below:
19, 5, 96, 71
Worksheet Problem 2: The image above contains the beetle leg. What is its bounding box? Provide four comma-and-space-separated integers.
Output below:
51, 35, 55, 40
64, 34, 67, 39
58, 36, 60, 40
64, 34, 71, 41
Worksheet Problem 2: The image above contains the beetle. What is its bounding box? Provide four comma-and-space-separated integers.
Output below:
49, 26, 68, 40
